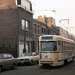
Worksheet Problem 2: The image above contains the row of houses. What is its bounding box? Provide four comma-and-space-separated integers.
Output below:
0, 0, 74, 57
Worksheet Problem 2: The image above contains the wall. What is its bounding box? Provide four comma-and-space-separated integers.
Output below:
0, 0, 18, 49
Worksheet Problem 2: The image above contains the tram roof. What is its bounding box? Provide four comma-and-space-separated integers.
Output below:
39, 35, 74, 43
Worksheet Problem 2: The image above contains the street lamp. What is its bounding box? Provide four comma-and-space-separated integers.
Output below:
23, 6, 26, 53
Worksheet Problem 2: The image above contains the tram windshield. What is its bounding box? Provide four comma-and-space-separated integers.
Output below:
41, 41, 57, 51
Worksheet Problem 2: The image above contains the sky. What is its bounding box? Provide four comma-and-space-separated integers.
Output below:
30, 0, 75, 35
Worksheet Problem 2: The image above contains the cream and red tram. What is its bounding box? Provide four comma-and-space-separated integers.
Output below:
39, 35, 75, 66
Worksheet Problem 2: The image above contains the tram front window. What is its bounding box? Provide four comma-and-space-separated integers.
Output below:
41, 41, 57, 51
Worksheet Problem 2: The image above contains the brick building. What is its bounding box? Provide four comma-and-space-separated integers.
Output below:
35, 15, 59, 35
0, 0, 33, 57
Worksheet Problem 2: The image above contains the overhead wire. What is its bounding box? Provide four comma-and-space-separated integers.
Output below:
40, 0, 73, 33
31, 1, 49, 11
40, 0, 56, 13
31, 0, 74, 34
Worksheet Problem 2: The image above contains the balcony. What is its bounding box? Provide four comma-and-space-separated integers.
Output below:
16, 0, 34, 14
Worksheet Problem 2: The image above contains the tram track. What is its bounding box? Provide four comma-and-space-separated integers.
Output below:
38, 61, 75, 75
52, 61, 75, 75
64, 66, 75, 75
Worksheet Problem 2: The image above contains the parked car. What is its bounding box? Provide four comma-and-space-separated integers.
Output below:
0, 53, 18, 73
17, 52, 40, 65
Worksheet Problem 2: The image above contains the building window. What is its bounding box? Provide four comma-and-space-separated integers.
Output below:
22, 19, 30, 30
16, 0, 32, 11
37, 25, 39, 34
44, 28, 45, 34
17, 0, 21, 5
22, 19, 24, 30
41, 27, 43, 33
26, 21, 30, 30
34, 24, 36, 34
30, 4, 32, 11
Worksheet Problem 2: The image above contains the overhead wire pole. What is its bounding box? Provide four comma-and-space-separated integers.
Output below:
59, 19, 70, 34
23, 6, 26, 53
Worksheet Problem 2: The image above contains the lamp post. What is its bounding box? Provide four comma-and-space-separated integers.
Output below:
23, 6, 26, 53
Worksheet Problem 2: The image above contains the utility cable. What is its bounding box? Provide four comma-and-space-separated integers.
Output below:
31, 0, 74, 34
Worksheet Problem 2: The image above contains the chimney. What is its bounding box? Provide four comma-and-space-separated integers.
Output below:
38, 16, 42, 18
43, 15, 46, 23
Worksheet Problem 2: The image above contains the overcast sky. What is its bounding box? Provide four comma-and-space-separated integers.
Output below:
30, 0, 75, 35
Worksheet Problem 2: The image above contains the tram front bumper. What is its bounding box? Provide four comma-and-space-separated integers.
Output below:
40, 60, 53, 64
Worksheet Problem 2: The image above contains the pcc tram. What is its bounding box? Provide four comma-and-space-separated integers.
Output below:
39, 35, 75, 66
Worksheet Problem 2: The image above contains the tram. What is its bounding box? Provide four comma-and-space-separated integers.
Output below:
39, 35, 75, 66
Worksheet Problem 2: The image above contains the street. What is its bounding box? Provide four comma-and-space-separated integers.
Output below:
0, 61, 75, 75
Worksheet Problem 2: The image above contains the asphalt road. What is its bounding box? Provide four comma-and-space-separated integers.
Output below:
0, 61, 75, 75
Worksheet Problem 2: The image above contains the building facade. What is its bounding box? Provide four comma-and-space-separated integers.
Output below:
35, 15, 59, 35
0, 0, 33, 57
17, 0, 33, 57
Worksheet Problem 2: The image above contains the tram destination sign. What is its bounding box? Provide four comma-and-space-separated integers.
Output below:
42, 36, 53, 40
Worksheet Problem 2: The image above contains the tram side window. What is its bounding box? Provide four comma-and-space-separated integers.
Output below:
65, 42, 67, 50
67, 42, 69, 50
58, 41, 61, 51
72, 44, 73, 50
71, 43, 72, 50
72, 44, 74, 50
65, 42, 68, 50
62, 41, 63, 51
69, 43, 70, 50
63, 42, 64, 51
58, 41, 61, 45
73, 44, 74, 50
63, 41, 65, 51
69, 43, 71, 50
53, 42, 57, 51
66, 42, 68, 50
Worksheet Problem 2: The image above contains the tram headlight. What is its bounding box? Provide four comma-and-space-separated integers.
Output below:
55, 60, 58, 64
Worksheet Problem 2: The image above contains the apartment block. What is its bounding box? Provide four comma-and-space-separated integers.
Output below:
0, 0, 33, 57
